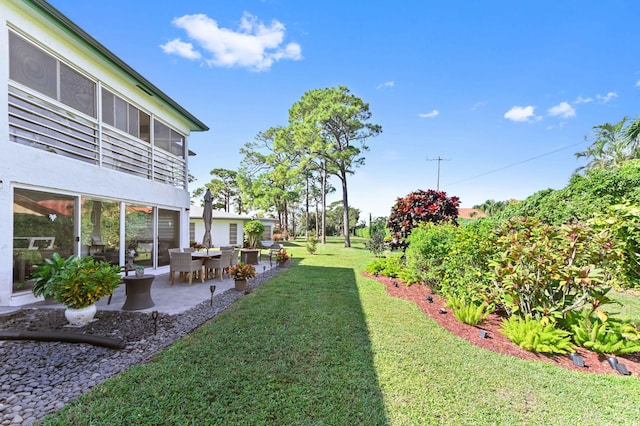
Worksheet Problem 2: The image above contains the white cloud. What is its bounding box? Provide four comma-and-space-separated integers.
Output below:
162, 12, 302, 71
159, 39, 202, 60
504, 106, 536, 122
596, 92, 617, 103
548, 101, 576, 118
376, 81, 394, 89
418, 110, 439, 118
636, 80, 640, 88
471, 101, 486, 111
572, 96, 593, 104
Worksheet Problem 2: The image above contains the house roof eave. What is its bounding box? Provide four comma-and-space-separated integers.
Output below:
23, 0, 209, 133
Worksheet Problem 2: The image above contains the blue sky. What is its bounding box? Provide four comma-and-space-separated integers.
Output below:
50, 0, 640, 219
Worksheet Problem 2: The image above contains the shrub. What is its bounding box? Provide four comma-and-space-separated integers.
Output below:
500, 315, 575, 354
447, 297, 493, 326
365, 225, 387, 257
590, 203, 640, 289
490, 217, 619, 321
439, 218, 499, 304
570, 312, 640, 355
364, 253, 404, 278
387, 189, 459, 245
403, 222, 457, 289
244, 220, 265, 248
306, 236, 318, 254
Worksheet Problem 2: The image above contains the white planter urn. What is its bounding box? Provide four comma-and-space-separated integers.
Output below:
64, 304, 97, 326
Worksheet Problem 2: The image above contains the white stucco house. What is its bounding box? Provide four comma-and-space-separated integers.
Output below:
189, 206, 277, 248
1, 0, 208, 306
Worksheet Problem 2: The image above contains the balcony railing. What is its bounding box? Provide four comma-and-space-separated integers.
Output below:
8, 85, 187, 189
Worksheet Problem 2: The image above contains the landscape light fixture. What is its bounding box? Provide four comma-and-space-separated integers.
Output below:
151, 310, 159, 335
479, 330, 489, 339
607, 357, 619, 369
569, 353, 585, 368
616, 363, 631, 376
210, 285, 216, 306
393, 281, 399, 288
439, 308, 447, 314
425, 295, 433, 303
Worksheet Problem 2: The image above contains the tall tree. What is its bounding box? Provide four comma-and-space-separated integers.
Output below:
205, 168, 240, 212
239, 127, 303, 237
289, 86, 381, 247
575, 117, 637, 172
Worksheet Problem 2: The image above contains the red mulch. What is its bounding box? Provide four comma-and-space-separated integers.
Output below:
365, 272, 640, 377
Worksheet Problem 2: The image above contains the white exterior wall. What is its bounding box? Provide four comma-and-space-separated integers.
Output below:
192, 218, 245, 248
0, 1, 203, 306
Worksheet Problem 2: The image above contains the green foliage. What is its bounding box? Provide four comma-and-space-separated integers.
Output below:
306, 236, 318, 254
495, 160, 640, 225
403, 222, 457, 288
571, 313, 640, 355
590, 203, 640, 289
228, 262, 256, 280
289, 86, 382, 247
500, 315, 575, 354
364, 253, 404, 278
51, 256, 122, 309
31, 252, 77, 298
364, 225, 387, 257
387, 189, 459, 244
439, 219, 499, 304
447, 297, 493, 326
244, 220, 265, 248
490, 217, 619, 320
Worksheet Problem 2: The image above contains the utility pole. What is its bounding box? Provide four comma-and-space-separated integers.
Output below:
426, 156, 450, 190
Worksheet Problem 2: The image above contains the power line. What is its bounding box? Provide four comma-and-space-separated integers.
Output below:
426, 156, 450, 190
442, 141, 586, 188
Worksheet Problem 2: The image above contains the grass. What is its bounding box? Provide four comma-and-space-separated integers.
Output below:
43, 238, 640, 425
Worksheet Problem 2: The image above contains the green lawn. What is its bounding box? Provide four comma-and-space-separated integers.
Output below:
43, 238, 640, 425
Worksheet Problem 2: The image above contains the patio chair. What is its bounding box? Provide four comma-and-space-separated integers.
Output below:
204, 251, 232, 281
169, 252, 204, 285
229, 248, 239, 267
182, 247, 195, 253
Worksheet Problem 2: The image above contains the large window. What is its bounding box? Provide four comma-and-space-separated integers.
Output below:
13, 189, 75, 293
154, 120, 184, 157
101, 88, 150, 142
10, 32, 96, 117
158, 209, 180, 267
125, 204, 153, 267
81, 198, 120, 263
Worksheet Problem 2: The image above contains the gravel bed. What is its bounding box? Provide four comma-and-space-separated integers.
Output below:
0, 269, 281, 425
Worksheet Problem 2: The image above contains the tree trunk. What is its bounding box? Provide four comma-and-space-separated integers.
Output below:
305, 174, 309, 240
341, 170, 351, 247
321, 162, 327, 244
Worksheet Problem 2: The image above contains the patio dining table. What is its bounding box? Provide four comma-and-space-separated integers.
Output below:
191, 250, 222, 260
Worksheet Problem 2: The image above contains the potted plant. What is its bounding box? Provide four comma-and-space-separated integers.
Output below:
228, 262, 256, 291
275, 248, 291, 267
30, 252, 76, 303
49, 256, 121, 326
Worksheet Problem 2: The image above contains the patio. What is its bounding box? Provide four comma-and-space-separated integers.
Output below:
0, 256, 279, 318
98, 257, 278, 315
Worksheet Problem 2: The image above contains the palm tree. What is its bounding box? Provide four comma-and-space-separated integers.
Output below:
575, 117, 634, 172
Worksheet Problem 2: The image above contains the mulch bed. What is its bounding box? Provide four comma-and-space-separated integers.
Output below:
365, 272, 640, 377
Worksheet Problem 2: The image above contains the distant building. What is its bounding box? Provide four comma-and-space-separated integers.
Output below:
457, 208, 487, 220
2, 0, 208, 306
189, 206, 277, 248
